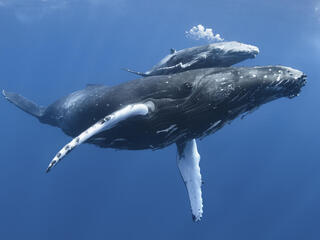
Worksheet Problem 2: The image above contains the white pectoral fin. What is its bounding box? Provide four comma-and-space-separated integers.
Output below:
176, 139, 203, 222
46, 103, 150, 172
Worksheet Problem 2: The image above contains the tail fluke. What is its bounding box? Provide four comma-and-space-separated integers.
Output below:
2, 90, 45, 118
121, 68, 149, 77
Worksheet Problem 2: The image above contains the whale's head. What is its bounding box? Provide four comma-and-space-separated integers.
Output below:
203, 66, 306, 103
186, 66, 307, 136
207, 41, 259, 66
235, 66, 307, 103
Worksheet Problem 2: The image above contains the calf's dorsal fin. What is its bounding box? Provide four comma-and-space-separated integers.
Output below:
85, 84, 104, 89
170, 48, 177, 54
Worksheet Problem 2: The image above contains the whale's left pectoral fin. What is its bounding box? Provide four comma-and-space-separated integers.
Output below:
176, 139, 203, 222
46, 103, 151, 172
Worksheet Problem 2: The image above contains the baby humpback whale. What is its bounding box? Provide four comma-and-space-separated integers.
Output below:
3, 66, 306, 221
124, 41, 259, 76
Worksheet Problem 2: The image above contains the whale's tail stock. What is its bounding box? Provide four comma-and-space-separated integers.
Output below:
2, 90, 45, 119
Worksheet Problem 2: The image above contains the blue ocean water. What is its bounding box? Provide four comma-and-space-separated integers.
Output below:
0, 0, 319, 239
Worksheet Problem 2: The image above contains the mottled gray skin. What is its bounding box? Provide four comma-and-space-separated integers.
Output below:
126, 41, 259, 77
6, 66, 303, 150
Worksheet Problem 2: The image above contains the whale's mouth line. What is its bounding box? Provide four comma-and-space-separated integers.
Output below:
220, 51, 259, 60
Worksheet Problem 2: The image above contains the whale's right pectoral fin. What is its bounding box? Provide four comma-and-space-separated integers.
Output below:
46, 103, 151, 172
176, 139, 203, 222
122, 68, 149, 77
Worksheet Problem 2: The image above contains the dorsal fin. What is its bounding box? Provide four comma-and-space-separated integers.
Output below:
170, 48, 177, 54
85, 84, 104, 89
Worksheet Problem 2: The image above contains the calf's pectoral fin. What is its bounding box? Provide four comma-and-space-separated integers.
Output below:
158, 59, 199, 73
46, 103, 151, 173
176, 139, 203, 222
122, 68, 149, 77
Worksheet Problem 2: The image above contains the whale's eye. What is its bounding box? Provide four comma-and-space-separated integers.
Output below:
183, 82, 193, 90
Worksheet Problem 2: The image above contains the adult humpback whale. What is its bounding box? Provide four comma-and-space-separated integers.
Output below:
3, 66, 306, 221
124, 41, 259, 76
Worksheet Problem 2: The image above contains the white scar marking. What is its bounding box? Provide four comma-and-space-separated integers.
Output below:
206, 120, 222, 133
277, 75, 281, 81
63, 91, 85, 108
94, 137, 106, 141
156, 124, 176, 134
